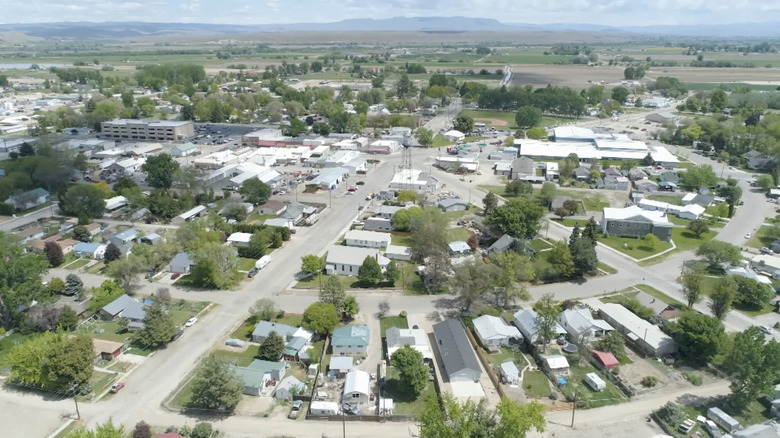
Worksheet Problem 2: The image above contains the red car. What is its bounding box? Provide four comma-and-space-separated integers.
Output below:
171, 273, 181, 280
347, 187, 358, 192
110, 382, 125, 393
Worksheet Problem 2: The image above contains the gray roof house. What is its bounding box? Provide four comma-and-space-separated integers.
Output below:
438, 197, 468, 212
328, 356, 354, 375
432, 319, 481, 382
139, 232, 161, 245
573, 166, 591, 181
487, 234, 520, 254
472, 315, 522, 347
628, 168, 647, 181
558, 308, 613, 343
513, 309, 566, 344
375, 205, 407, 219
5, 188, 50, 210
510, 157, 535, 179
658, 171, 680, 184
274, 376, 304, 401
601, 206, 673, 242
168, 252, 195, 275
230, 359, 286, 396
745, 150, 775, 170
634, 179, 659, 192
110, 229, 139, 246
363, 217, 393, 232
99, 294, 146, 324
252, 321, 297, 343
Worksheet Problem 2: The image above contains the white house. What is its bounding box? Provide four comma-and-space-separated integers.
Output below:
448, 241, 472, 256
108, 157, 146, 176
558, 308, 614, 343
472, 315, 522, 347
274, 376, 304, 401
597, 303, 677, 357
543, 355, 570, 377
5, 188, 50, 210
169, 142, 198, 157
443, 130, 465, 142
104, 196, 128, 212
344, 230, 391, 249
386, 327, 433, 360
513, 309, 566, 344
343, 370, 371, 407
226, 232, 253, 248
368, 140, 399, 154
325, 245, 389, 276
384, 244, 412, 261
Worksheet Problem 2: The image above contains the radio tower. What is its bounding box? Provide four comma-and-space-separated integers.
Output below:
400, 142, 413, 190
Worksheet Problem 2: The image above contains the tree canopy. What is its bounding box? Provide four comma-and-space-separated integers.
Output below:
391, 346, 428, 396
239, 179, 272, 205
188, 355, 244, 411
670, 312, 727, 364
141, 154, 180, 189
9, 331, 94, 391
302, 302, 340, 334
485, 198, 545, 239
726, 327, 780, 409
59, 185, 106, 219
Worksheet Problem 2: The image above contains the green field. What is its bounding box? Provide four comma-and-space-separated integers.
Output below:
459, 109, 517, 128
599, 235, 673, 259
64, 258, 91, 270
686, 82, 780, 91
523, 370, 552, 398
379, 316, 408, 336
384, 366, 435, 415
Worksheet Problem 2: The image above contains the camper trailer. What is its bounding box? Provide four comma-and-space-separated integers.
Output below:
310, 401, 340, 416
707, 407, 741, 433
584, 372, 606, 392
255, 255, 272, 270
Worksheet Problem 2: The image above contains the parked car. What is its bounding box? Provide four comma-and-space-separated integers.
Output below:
171, 330, 184, 341
171, 273, 181, 280
288, 400, 303, 419
110, 382, 125, 393
185, 317, 198, 327
760, 247, 773, 254
759, 325, 773, 335
356, 181, 365, 185
745, 233, 753, 239
347, 186, 358, 192
247, 267, 259, 278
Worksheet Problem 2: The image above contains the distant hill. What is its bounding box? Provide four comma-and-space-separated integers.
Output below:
1, 17, 779, 39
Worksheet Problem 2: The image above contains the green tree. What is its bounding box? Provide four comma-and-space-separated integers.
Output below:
48, 277, 65, 294
708, 277, 736, 320
72, 225, 91, 242
733, 275, 774, 310
514, 106, 543, 129
450, 259, 501, 313
103, 242, 122, 264
222, 204, 248, 222
593, 330, 625, 356
135, 296, 176, 348
709, 88, 728, 111
302, 302, 340, 334
141, 154, 180, 190
239, 178, 272, 205
680, 164, 717, 189
320, 275, 346, 311
343, 295, 359, 317
190, 242, 241, 289
9, 331, 94, 391
56, 306, 79, 331
670, 312, 727, 364
89, 280, 125, 314
570, 236, 598, 277
44, 241, 65, 267
0, 233, 49, 329
611, 86, 630, 104
505, 180, 533, 197
257, 331, 285, 360
490, 251, 534, 308
679, 264, 704, 308
396, 190, 421, 204
696, 240, 742, 270
249, 298, 277, 322
757, 174, 774, 190
189, 355, 244, 411
391, 207, 423, 232
539, 182, 557, 206
300, 254, 325, 277
482, 191, 498, 215
132, 421, 151, 438
415, 127, 434, 147
526, 127, 547, 140
534, 293, 561, 350
686, 219, 710, 237
453, 115, 474, 134
391, 346, 428, 396
546, 240, 575, 279
189, 423, 215, 438
485, 198, 545, 239
65, 274, 83, 296
358, 255, 383, 286
409, 208, 448, 263
385, 260, 400, 283
725, 327, 780, 409
60, 185, 106, 218
65, 419, 126, 438
644, 233, 661, 251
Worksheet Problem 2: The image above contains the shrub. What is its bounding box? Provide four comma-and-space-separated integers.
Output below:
682, 372, 702, 386
399, 310, 408, 318
641, 376, 658, 387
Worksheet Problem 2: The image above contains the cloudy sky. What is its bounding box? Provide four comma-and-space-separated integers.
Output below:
1, 0, 778, 25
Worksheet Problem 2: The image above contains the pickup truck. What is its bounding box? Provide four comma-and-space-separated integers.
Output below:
288, 400, 303, 419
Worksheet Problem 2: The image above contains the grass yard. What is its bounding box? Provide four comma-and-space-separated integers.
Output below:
436, 205, 482, 221
446, 227, 473, 243
390, 232, 414, 247
53, 421, 82, 438
556, 190, 610, 211
246, 213, 276, 224
294, 274, 354, 290
85, 262, 107, 275
64, 258, 91, 270
529, 238, 553, 251
560, 363, 625, 409
671, 228, 717, 251
554, 218, 591, 228
484, 347, 519, 368
80, 370, 117, 400
383, 366, 435, 416
379, 316, 408, 336
237, 258, 257, 272
433, 134, 455, 147
169, 376, 196, 408
646, 195, 684, 206
213, 347, 259, 367
522, 370, 551, 399
598, 262, 618, 274
478, 185, 508, 197
746, 225, 774, 249
458, 109, 517, 128
635, 284, 686, 308
599, 235, 673, 259
78, 320, 132, 343
275, 314, 304, 327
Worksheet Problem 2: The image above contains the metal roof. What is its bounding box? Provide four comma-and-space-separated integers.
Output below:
432, 319, 480, 378
332, 325, 370, 347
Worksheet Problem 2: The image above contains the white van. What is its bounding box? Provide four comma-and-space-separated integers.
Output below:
255, 255, 271, 270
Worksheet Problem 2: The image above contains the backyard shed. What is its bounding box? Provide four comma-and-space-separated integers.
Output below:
499, 361, 520, 384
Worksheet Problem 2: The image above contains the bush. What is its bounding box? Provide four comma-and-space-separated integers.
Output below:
641, 376, 658, 387
611, 367, 620, 376
399, 310, 407, 318
682, 372, 702, 386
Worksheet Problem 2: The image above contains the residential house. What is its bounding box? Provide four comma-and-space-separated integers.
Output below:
543, 355, 570, 377
168, 252, 195, 275
219, 203, 254, 218
279, 202, 308, 224
573, 166, 591, 182
745, 150, 775, 170
601, 206, 673, 242
384, 244, 412, 261
385, 327, 433, 360
257, 200, 287, 216
513, 309, 566, 344
251, 320, 313, 344
726, 265, 775, 289
110, 229, 138, 246
264, 218, 295, 229
29, 237, 79, 254
169, 142, 198, 157
447, 241, 472, 256
92, 339, 124, 363
499, 361, 521, 384
171, 205, 207, 225
5, 188, 50, 210
432, 319, 481, 382
550, 196, 574, 212
732, 424, 780, 438
681, 192, 714, 207
638, 198, 706, 220
363, 217, 393, 232
596, 303, 677, 357
603, 167, 622, 178
105, 196, 128, 212
596, 175, 630, 191
108, 157, 146, 176
73, 242, 107, 259
131, 208, 150, 221
635, 290, 679, 319
328, 356, 354, 376
634, 179, 659, 192
343, 370, 371, 407
226, 232, 252, 248
324, 245, 389, 276
375, 205, 408, 220
750, 254, 780, 279
510, 157, 535, 180
274, 376, 304, 401
558, 308, 613, 343
344, 230, 391, 249
493, 161, 512, 176
331, 325, 370, 355
139, 232, 161, 245
658, 171, 680, 185
472, 315, 522, 347
99, 294, 146, 326
84, 223, 102, 237
230, 359, 286, 396
438, 198, 468, 212
486, 234, 521, 254
628, 168, 647, 181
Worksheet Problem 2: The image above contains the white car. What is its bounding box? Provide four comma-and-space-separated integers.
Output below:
185, 317, 198, 327
759, 325, 773, 335
745, 233, 753, 239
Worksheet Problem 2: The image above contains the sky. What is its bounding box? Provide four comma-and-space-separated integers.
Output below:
1, 0, 779, 26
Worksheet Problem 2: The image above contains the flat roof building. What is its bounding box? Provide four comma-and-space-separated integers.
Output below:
100, 119, 194, 141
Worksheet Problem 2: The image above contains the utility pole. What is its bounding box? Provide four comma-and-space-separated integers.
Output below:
570, 388, 577, 427
74, 396, 81, 420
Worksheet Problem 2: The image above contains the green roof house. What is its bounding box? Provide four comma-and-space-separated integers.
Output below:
331, 325, 370, 355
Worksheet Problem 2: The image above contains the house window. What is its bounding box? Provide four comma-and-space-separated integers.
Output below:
352, 393, 360, 399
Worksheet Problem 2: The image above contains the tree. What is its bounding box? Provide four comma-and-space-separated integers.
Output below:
385, 261, 400, 283
320, 275, 346, 311
391, 346, 428, 396
190, 242, 241, 289
239, 178, 272, 205
44, 241, 65, 267
103, 242, 122, 264
300, 254, 325, 277
302, 302, 340, 334
611, 86, 629, 104
696, 240, 742, 270
619, 160, 636, 173
9, 331, 94, 391
343, 295, 359, 318
526, 127, 547, 140
132, 422, 151, 438
539, 182, 557, 207
60, 185, 106, 219
453, 115, 474, 134
0, 233, 50, 329
687, 219, 710, 237
593, 330, 625, 356
733, 275, 774, 310
725, 327, 780, 409
48, 277, 65, 294
257, 331, 285, 360
190, 423, 215, 438
415, 127, 434, 147
644, 233, 661, 251
65, 420, 127, 438
409, 208, 448, 263
486, 198, 545, 239
757, 174, 774, 190
570, 236, 598, 277
135, 296, 176, 348
65, 274, 83, 297
490, 251, 533, 307
250, 298, 277, 322
505, 180, 533, 197
708, 277, 736, 320
534, 293, 561, 350
391, 206, 424, 232
396, 190, 421, 204
546, 240, 575, 279
583, 217, 599, 243
222, 204, 248, 222
680, 164, 717, 189
450, 259, 501, 313
670, 312, 727, 364
141, 154, 180, 189
514, 106, 543, 129
72, 225, 91, 242
710, 88, 728, 111
720, 185, 742, 217
89, 280, 125, 314
19, 142, 35, 156
189, 355, 243, 411
358, 255, 383, 286
679, 265, 704, 308
378, 300, 390, 317
57, 306, 79, 331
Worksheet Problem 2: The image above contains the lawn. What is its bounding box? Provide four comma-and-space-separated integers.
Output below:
436, 205, 482, 221
477, 185, 507, 197
560, 362, 625, 409
635, 284, 686, 308
746, 225, 774, 249
53, 421, 82, 438
213, 347, 259, 367
433, 134, 455, 147
458, 109, 517, 128
646, 195, 684, 206
275, 314, 304, 327
556, 190, 610, 211
85, 262, 106, 275
529, 238, 553, 251
670, 228, 717, 251
522, 370, 551, 398
294, 274, 355, 290
554, 218, 591, 228
598, 262, 618, 274
383, 366, 435, 416
484, 347, 519, 368
237, 257, 257, 272
380, 316, 408, 336
446, 227, 473, 243
599, 235, 673, 259
169, 376, 196, 408
390, 232, 414, 247
64, 258, 91, 270
82, 370, 117, 400
246, 213, 276, 224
